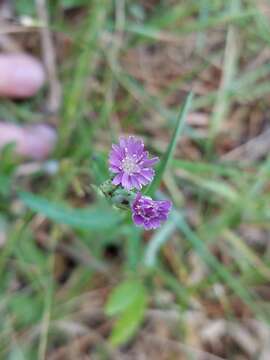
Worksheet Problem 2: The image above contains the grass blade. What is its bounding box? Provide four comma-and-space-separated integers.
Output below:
146, 93, 193, 196
144, 219, 176, 268
209, 1, 239, 147
59, 0, 110, 151
175, 211, 269, 322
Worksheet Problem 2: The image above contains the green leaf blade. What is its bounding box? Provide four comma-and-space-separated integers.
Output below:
108, 282, 148, 346
146, 93, 193, 197
18, 192, 120, 231
105, 280, 144, 316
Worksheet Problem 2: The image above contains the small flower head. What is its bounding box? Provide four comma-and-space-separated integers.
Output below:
131, 193, 172, 230
109, 136, 158, 190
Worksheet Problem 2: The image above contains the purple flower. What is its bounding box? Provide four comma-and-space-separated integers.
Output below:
131, 193, 172, 230
109, 136, 159, 190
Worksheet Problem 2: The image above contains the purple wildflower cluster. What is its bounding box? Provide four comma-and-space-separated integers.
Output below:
132, 193, 172, 230
109, 136, 172, 230
109, 136, 158, 190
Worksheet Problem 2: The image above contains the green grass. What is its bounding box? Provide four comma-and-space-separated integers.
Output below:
1, 0, 270, 358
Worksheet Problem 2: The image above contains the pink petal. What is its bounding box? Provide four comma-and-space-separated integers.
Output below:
143, 157, 159, 167
111, 144, 124, 159
20, 124, 57, 160
109, 155, 122, 167
112, 173, 123, 185
141, 168, 154, 180
149, 219, 161, 229
119, 137, 127, 150
137, 174, 150, 186
121, 173, 132, 190
0, 122, 56, 160
130, 175, 142, 189
133, 214, 144, 226
0, 53, 45, 98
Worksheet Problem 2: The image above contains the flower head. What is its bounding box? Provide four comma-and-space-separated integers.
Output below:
109, 136, 159, 190
131, 193, 172, 230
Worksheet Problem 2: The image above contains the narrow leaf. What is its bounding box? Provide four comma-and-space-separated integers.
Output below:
19, 192, 120, 231
146, 93, 193, 196
174, 211, 270, 322
144, 220, 176, 268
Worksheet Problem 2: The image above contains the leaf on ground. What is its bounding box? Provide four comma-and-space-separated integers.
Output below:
109, 282, 148, 346
105, 280, 145, 316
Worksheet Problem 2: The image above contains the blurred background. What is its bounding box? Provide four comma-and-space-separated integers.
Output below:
1, 0, 270, 359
